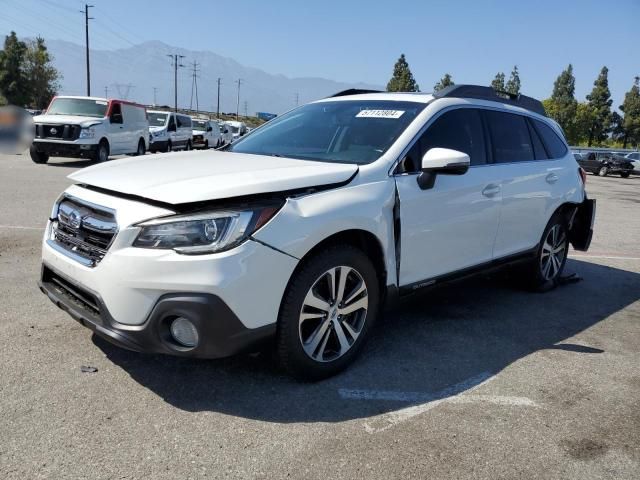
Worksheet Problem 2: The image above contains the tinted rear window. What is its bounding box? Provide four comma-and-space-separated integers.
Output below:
485, 111, 533, 163
533, 120, 568, 159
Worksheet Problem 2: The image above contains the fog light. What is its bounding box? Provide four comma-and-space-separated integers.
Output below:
170, 317, 199, 348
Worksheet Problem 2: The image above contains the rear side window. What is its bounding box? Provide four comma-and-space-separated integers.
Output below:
533, 120, 568, 159
419, 108, 487, 167
485, 111, 533, 163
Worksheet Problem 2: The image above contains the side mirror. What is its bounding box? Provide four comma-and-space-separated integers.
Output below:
110, 113, 123, 124
417, 148, 470, 190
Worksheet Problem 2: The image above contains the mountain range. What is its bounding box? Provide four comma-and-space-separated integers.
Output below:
45, 39, 383, 115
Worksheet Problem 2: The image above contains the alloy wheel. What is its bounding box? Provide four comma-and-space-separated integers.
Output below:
298, 266, 368, 362
540, 224, 567, 281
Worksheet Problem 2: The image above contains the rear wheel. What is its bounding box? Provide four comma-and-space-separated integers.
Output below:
277, 245, 379, 381
204, 140, 209, 149
185, 141, 192, 151
597, 165, 608, 176
621, 171, 630, 178
134, 139, 145, 156
29, 145, 49, 164
94, 140, 109, 163
165, 141, 172, 153
522, 214, 569, 290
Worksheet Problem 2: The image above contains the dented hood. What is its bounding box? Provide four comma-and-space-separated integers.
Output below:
68, 150, 358, 204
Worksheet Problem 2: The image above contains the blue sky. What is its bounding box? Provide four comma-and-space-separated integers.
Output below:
1, 0, 638, 108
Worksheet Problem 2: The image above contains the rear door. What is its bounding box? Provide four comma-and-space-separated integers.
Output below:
107, 102, 126, 153
395, 107, 501, 287
487, 111, 570, 258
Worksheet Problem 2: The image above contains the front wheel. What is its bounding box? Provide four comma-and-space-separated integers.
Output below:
277, 245, 380, 381
94, 140, 109, 163
29, 145, 49, 164
597, 165, 608, 177
621, 171, 630, 178
185, 141, 192, 151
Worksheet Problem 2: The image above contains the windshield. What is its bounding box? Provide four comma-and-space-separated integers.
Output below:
193, 120, 208, 130
231, 126, 239, 133
148, 113, 168, 127
229, 100, 425, 164
47, 98, 108, 118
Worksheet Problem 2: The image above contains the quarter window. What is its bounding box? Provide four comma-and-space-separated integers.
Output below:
527, 120, 548, 160
533, 120, 568, 158
485, 111, 534, 163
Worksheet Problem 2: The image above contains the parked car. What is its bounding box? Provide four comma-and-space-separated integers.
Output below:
225, 120, 247, 140
148, 110, 193, 153
576, 151, 634, 177
218, 121, 233, 146
624, 152, 640, 173
38, 85, 594, 380
30, 96, 149, 164
192, 118, 222, 149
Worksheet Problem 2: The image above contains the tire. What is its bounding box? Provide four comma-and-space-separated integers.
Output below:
277, 245, 380, 381
29, 145, 49, 164
165, 141, 172, 153
522, 213, 569, 290
94, 140, 109, 163
185, 141, 192, 151
597, 166, 608, 177
134, 139, 145, 156
621, 172, 630, 178
150, 150, 157, 154
204, 140, 209, 150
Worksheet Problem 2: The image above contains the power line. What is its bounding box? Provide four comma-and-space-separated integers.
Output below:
167, 54, 186, 112
80, 4, 94, 96
236, 78, 242, 120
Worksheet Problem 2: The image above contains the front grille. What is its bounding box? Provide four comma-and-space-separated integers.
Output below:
36, 124, 81, 140
51, 196, 117, 266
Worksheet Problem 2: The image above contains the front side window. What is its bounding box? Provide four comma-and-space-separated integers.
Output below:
229, 100, 426, 164
485, 110, 534, 163
47, 98, 108, 118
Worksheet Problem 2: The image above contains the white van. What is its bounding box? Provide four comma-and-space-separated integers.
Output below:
192, 118, 222, 149
219, 121, 233, 146
225, 120, 247, 141
30, 96, 149, 163
148, 111, 193, 153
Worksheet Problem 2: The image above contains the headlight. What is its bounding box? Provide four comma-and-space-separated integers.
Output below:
132, 205, 281, 254
152, 130, 165, 138
79, 127, 95, 139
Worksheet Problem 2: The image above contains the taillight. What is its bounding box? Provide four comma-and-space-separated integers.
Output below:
579, 167, 587, 185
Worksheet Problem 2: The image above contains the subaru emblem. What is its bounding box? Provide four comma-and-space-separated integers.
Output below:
68, 210, 82, 229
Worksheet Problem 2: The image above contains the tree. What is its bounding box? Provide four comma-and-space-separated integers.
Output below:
491, 72, 505, 92
433, 73, 454, 92
619, 76, 640, 148
386, 54, 419, 92
585, 66, 613, 146
0, 31, 29, 106
505, 65, 521, 95
23, 37, 60, 109
574, 102, 596, 146
546, 64, 578, 143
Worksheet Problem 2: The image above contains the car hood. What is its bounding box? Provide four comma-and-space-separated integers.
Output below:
34, 114, 104, 128
68, 150, 358, 204
149, 126, 166, 133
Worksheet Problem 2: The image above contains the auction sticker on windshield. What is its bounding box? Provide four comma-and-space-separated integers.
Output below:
356, 109, 405, 119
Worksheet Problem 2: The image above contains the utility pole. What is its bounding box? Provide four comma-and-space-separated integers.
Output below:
235, 78, 242, 120
244, 100, 248, 118
216, 77, 221, 118
189, 61, 200, 113
104, 86, 108, 98
81, 4, 94, 96
152, 87, 158, 106
167, 54, 185, 112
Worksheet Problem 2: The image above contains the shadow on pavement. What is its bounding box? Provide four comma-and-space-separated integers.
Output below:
45, 159, 95, 168
94, 258, 639, 423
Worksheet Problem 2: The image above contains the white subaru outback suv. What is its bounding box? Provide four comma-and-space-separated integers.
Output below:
39, 85, 595, 380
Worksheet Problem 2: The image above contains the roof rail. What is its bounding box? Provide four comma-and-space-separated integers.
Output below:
329, 88, 383, 98
433, 84, 546, 116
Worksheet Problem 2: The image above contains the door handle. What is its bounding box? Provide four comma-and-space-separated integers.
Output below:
546, 173, 559, 184
482, 183, 501, 197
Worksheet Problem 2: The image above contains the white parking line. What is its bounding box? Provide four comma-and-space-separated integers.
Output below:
0, 225, 44, 230
339, 372, 539, 434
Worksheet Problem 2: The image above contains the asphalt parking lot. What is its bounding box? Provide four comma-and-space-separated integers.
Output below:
0, 153, 638, 479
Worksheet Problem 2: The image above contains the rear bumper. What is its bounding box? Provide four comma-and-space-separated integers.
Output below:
569, 198, 595, 252
32, 141, 97, 158
39, 264, 275, 358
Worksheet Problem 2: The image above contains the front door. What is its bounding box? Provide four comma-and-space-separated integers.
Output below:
396, 107, 501, 287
